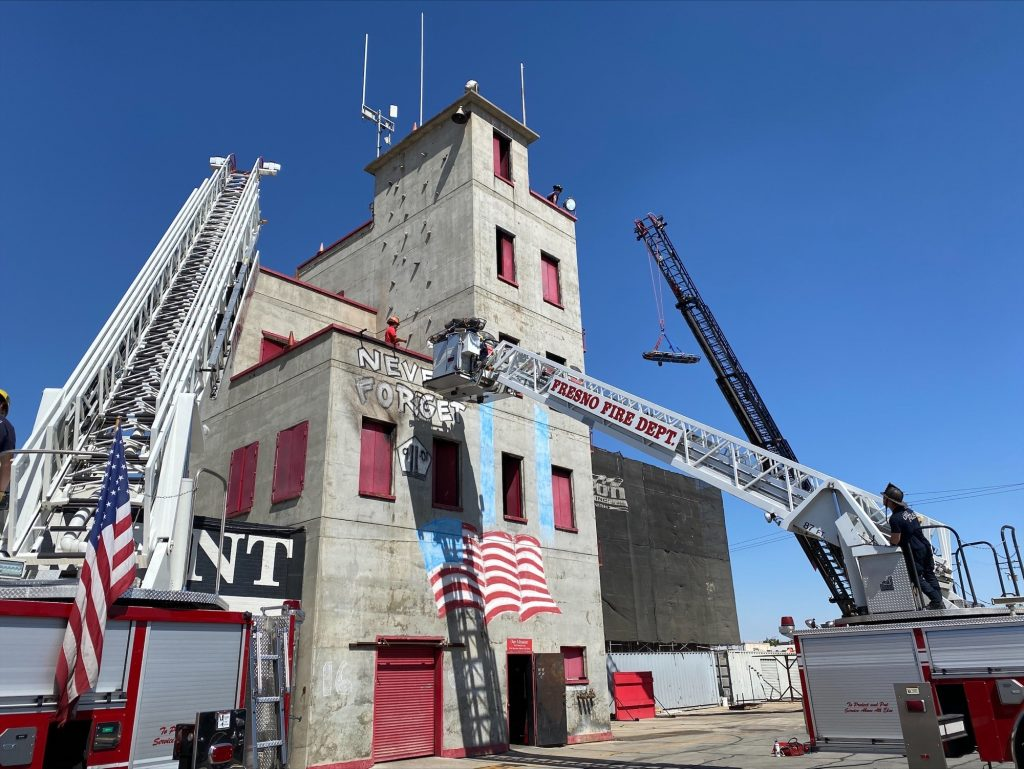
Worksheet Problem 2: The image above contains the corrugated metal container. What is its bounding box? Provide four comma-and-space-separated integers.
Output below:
607, 652, 719, 710
725, 652, 803, 704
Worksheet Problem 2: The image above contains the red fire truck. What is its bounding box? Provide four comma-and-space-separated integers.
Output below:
0, 586, 298, 769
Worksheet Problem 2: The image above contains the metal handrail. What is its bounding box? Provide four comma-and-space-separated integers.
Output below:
956, 540, 1009, 598
922, 524, 974, 606
1001, 525, 1023, 596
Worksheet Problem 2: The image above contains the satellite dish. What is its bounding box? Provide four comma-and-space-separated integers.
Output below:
564, 197, 577, 213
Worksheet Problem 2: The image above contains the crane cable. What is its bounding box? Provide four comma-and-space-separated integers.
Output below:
644, 251, 680, 353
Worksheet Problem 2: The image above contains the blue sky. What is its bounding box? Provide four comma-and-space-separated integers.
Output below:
3, 2, 1022, 640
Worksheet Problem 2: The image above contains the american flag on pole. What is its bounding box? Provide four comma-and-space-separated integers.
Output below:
419, 519, 560, 623
55, 428, 137, 722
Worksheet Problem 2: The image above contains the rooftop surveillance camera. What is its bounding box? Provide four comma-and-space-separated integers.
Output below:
465, 80, 479, 93
451, 106, 469, 125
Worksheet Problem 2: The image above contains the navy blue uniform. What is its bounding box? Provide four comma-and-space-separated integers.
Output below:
889, 507, 942, 603
0, 416, 14, 457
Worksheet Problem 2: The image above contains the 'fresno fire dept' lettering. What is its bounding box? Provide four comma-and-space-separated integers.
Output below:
548, 374, 683, 450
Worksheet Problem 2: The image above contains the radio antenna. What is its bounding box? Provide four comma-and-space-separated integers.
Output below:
520, 62, 527, 125
419, 13, 425, 127
360, 33, 397, 157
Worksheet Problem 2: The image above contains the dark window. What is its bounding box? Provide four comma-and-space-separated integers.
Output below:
433, 438, 460, 509
496, 229, 516, 285
493, 131, 512, 181
545, 352, 567, 366
541, 253, 562, 306
272, 421, 308, 504
498, 332, 520, 346
502, 454, 525, 522
359, 418, 395, 499
552, 466, 575, 531
226, 442, 259, 517
561, 646, 587, 684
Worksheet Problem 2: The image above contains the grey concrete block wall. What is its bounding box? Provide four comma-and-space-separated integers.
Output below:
229, 269, 377, 372
196, 331, 612, 765
192, 85, 614, 767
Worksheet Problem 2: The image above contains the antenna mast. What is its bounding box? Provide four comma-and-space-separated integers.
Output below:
361, 34, 397, 158
520, 63, 527, 125
419, 14, 425, 127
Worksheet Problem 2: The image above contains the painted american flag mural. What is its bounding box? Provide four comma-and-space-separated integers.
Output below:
55, 428, 137, 722
418, 520, 560, 623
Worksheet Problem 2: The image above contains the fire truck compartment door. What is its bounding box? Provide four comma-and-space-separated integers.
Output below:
801, 629, 918, 746
130, 622, 243, 765
0, 616, 130, 701
925, 622, 1024, 677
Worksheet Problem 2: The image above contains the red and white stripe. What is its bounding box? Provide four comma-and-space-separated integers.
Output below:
479, 532, 522, 622
55, 439, 136, 722
428, 525, 561, 624
429, 524, 485, 616
511, 535, 561, 621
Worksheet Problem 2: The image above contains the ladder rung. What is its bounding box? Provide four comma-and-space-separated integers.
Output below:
256, 740, 283, 748
35, 552, 85, 560
256, 696, 282, 703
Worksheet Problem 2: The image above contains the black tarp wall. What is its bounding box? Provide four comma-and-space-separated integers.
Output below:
593, 446, 740, 646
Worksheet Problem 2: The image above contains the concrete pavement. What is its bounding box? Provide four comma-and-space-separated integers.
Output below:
386, 703, 990, 769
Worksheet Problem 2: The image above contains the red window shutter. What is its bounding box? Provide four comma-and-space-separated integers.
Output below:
561, 647, 586, 682
552, 466, 574, 530
502, 454, 523, 520
360, 419, 394, 497
542, 255, 561, 305
497, 231, 516, 282
493, 132, 511, 179
226, 447, 245, 517
433, 439, 459, 508
226, 442, 259, 517
272, 421, 308, 504
240, 442, 259, 513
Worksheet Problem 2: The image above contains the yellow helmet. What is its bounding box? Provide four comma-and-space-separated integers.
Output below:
0, 389, 8, 407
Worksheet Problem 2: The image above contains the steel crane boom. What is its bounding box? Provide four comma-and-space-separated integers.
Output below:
633, 213, 858, 615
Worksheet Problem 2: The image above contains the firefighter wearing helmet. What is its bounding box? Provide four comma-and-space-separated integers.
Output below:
882, 481, 943, 609
384, 315, 406, 348
0, 389, 12, 511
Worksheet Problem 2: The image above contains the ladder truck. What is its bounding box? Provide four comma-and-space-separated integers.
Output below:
634, 212, 857, 616
424, 319, 1024, 767
0, 157, 299, 769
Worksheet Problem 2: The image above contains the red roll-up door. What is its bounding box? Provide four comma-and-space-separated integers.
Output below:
373, 646, 439, 762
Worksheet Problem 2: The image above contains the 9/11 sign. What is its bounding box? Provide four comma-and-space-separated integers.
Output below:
548, 374, 683, 450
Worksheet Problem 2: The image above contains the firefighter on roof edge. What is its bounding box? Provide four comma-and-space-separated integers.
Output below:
883, 481, 944, 609
0, 389, 13, 511
384, 315, 406, 348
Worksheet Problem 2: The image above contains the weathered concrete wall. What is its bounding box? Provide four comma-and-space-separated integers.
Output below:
193, 334, 336, 768
194, 85, 611, 768
298, 112, 478, 351
230, 268, 377, 372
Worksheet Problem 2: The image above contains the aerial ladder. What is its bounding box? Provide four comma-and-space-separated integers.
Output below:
3, 155, 279, 589
633, 213, 858, 615
424, 319, 975, 617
